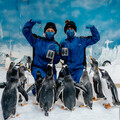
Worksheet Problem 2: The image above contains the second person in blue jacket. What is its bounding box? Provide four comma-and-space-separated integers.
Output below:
60, 20, 100, 83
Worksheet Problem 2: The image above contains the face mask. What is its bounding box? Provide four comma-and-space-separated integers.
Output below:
45, 31, 55, 40
66, 29, 75, 38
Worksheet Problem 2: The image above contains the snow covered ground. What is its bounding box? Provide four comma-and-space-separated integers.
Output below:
0, 65, 120, 120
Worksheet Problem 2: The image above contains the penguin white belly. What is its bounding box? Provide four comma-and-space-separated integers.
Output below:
78, 90, 85, 106
101, 78, 113, 105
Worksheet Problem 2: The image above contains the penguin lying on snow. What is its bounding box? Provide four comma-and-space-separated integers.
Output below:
89, 56, 105, 100
1, 67, 20, 120
38, 62, 55, 116
78, 69, 93, 109
98, 68, 120, 109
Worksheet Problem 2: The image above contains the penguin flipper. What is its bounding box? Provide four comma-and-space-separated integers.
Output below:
111, 86, 120, 105
0, 82, 6, 88
55, 85, 64, 102
26, 84, 36, 93
18, 85, 28, 101
74, 82, 87, 93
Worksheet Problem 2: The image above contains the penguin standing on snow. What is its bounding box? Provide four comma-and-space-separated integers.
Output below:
55, 64, 76, 111
78, 69, 93, 109
1, 67, 19, 120
6, 63, 28, 105
89, 56, 105, 100
38, 62, 55, 116
98, 68, 120, 109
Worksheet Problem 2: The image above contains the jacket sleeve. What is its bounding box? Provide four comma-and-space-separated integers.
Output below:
80, 26, 100, 47
22, 20, 40, 47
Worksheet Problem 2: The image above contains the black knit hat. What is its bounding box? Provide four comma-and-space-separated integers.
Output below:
44, 22, 57, 34
64, 20, 77, 33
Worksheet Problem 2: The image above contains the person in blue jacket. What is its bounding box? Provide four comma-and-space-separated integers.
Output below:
22, 19, 60, 94
60, 20, 100, 83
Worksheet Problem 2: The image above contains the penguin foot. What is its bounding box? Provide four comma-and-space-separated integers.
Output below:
61, 106, 68, 110
93, 97, 98, 101
49, 108, 53, 112
33, 102, 39, 105
79, 105, 85, 108
21, 103, 28, 106
11, 115, 15, 118
72, 108, 75, 111
103, 103, 112, 109
16, 114, 20, 117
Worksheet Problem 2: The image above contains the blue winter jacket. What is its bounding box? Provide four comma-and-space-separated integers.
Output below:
60, 26, 100, 83
22, 20, 60, 80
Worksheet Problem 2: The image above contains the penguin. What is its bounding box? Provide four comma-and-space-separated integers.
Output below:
89, 56, 105, 100
1, 67, 19, 120
5, 54, 11, 70
78, 69, 93, 109
98, 68, 120, 109
6, 63, 28, 105
55, 63, 76, 111
35, 70, 43, 103
38, 62, 55, 116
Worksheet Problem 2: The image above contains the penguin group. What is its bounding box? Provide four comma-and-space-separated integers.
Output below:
89, 56, 120, 109
0, 57, 120, 119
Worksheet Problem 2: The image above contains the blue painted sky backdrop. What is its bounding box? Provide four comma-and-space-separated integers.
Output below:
0, 0, 120, 58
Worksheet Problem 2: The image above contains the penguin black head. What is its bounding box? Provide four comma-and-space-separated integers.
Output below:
8, 62, 15, 70
46, 61, 53, 76
89, 62, 97, 71
98, 68, 109, 79
9, 67, 19, 83
90, 56, 98, 67
62, 64, 70, 76
36, 70, 42, 79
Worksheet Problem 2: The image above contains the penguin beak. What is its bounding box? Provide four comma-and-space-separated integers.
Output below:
89, 61, 92, 64
98, 68, 102, 72
90, 56, 93, 60
20, 62, 23, 67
